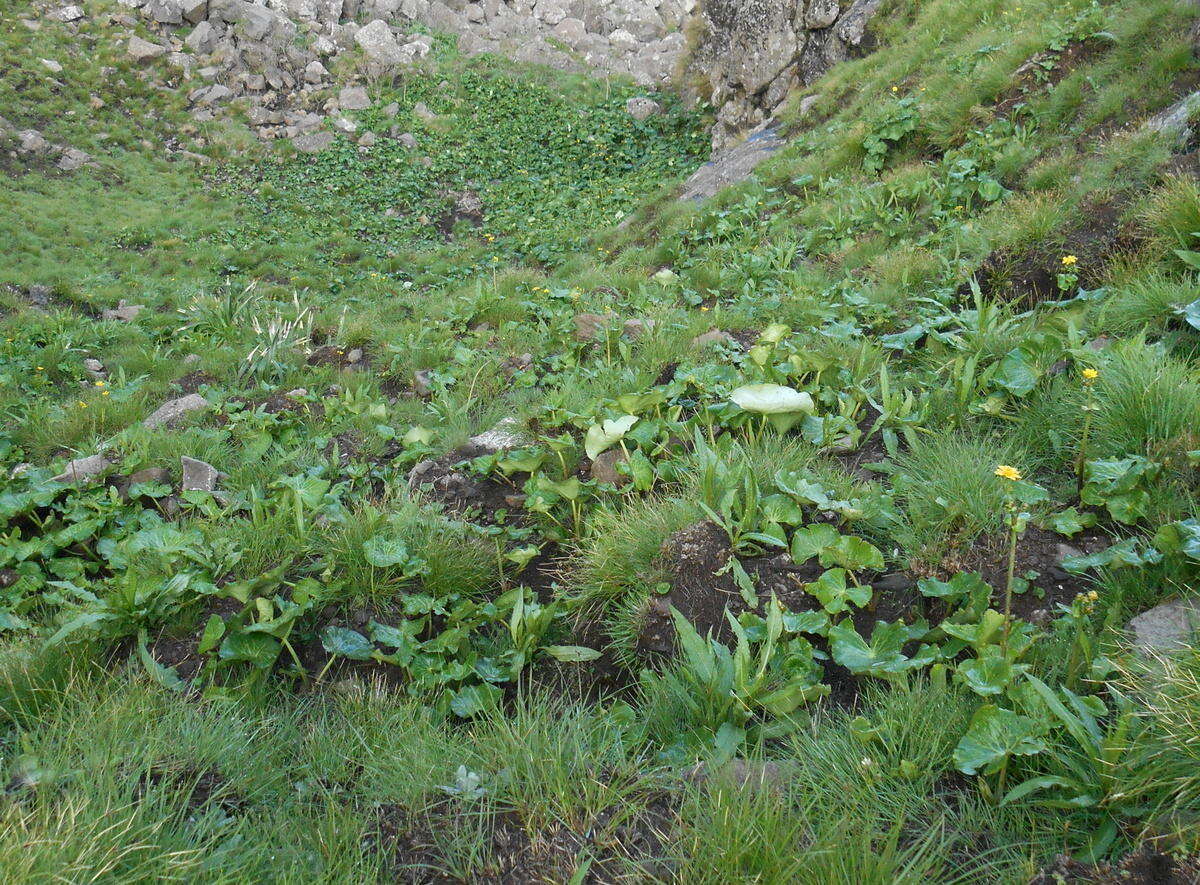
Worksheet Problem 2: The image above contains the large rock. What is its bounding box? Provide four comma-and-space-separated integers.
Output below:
338, 85, 370, 110
1128, 598, 1200, 654
292, 130, 335, 152
180, 456, 219, 491
185, 21, 217, 54
142, 393, 209, 429
52, 454, 113, 486
682, 0, 883, 147
128, 35, 168, 63
354, 18, 406, 65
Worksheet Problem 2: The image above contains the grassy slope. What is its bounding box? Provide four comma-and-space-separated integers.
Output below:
2, 0, 1200, 880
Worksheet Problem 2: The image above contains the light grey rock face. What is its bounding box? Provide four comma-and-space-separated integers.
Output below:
678, 124, 784, 202
1145, 90, 1200, 149
128, 35, 169, 63
56, 148, 92, 171
142, 393, 210, 430
292, 130, 335, 152
468, 417, 529, 453
185, 20, 217, 52
683, 0, 883, 147
354, 18, 406, 65
52, 454, 113, 485
625, 95, 661, 120
52, 5, 86, 21
181, 456, 219, 491
1128, 598, 1200, 654
338, 85, 370, 110
102, 300, 145, 321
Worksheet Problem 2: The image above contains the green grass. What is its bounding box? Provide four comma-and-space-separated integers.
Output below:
4, 0, 1200, 877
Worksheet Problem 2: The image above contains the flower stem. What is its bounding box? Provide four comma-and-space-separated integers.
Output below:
1001, 506, 1019, 659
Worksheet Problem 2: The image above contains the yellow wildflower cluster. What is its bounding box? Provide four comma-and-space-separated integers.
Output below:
1061, 255, 1078, 267
994, 465, 1022, 481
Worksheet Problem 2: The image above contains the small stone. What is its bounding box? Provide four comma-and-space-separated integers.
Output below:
128, 35, 168, 63
396, 131, 417, 148
142, 393, 209, 429
412, 101, 437, 123
286, 387, 308, 398
346, 348, 363, 363
52, 454, 113, 485
684, 759, 785, 791
622, 318, 655, 339
412, 369, 432, 396
181, 456, 219, 491
338, 85, 370, 110
625, 96, 661, 121
357, 131, 377, 147
304, 60, 328, 83
382, 102, 400, 118
590, 449, 629, 486
126, 466, 171, 489
292, 130, 334, 153
573, 312, 614, 341
83, 358, 105, 376
1128, 598, 1200, 655
41, 58, 63, 74
468, 417, 528, 453
691, 328, 734, 348
52, 5, 85, 21
101, 300, 144, 322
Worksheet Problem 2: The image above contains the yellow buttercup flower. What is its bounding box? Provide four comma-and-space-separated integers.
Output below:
994, 464, 1022, 481
1061, 255, 1078, 267
1081, 367, 1098, 384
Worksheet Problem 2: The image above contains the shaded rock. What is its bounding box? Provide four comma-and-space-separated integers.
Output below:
679, 125, 784, 203
292, 130, 334, 153
468, 417, 528, 453
101, 300, 145, 322
52, 454, 112, 486
338, 85, 370, 110
684, 759, 786, 791
142, 393, 209, 429
412, 101, 437, 122
1128, 598, 1200, 654
573, 312, 614, 341
354, 18, 406, 65
590, 449, 630, 486
625, 96, 662, 121
691, 328, 735, 347
128, 35, 168, 63
181, 456, 219, 491
56, 148, 92, 171
1144, 90, 1200, 149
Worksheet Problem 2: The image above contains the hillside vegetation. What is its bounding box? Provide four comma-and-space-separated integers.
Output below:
3, 0, 1200, 880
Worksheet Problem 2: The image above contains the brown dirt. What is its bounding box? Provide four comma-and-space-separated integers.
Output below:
144, 596, 244, 683
307, 344, 372, 371
366, 792, 675, 884
173, 370, 217, 395
407, 446, 528, 528
1030, 848, 1200, 884
638, 520, 924, 707
933, 525, 1112, 623
992, 38, 1113, 119
134, 761, 246, 817
975, 195, 1135, 307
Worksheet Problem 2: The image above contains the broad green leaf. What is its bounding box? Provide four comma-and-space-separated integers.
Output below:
218, 631, 281, 669
543, 645, 601, 662
321, 626, 375, 661
449, 682, 501, 718
820, 535, 884, 571
197, 614, 226, 655
362, 535, 412, 568
806, 569, 871, 614
137, 630, 185, 691
584, 415, 638, 460
953, 704, 1047, 776
789, 524, 840, 564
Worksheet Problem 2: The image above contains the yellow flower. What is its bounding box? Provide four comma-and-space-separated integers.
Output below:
994, 464, 1022, 481
101, 391, 109, 397
1061, 255, 1078, 267
1081, 367, 1098, 383
1088, 590, 1099, 601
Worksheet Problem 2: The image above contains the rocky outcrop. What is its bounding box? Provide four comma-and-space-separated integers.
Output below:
682, 0, 883, 147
